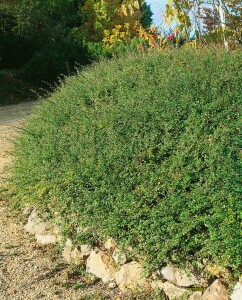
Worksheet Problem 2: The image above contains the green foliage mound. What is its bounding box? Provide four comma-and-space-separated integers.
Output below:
13, 49, 242, 270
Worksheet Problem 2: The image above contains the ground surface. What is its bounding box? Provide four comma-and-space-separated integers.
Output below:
0, 102, 35, 185
0, 102, 117, 300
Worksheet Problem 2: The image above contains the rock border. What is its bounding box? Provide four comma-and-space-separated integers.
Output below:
24, 209, 241, 300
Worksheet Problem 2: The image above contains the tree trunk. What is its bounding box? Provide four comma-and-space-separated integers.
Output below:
217, 0, 229, 50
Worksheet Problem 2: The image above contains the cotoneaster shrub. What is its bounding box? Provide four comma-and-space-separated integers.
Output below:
12, 49, 242, 271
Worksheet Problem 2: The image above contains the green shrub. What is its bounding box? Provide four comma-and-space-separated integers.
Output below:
0, 0, 90, 83
0, 70, 37, 105
0, 4, 34, 69
20, 38, 89, 82
12, 49, 242, 271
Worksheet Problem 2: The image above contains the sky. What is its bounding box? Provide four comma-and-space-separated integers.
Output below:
146, 0, 168, 26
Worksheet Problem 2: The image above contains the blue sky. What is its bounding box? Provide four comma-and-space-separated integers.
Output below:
146, 0, 168, 26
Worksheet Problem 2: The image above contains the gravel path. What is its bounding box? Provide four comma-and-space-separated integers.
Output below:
0, 102, 35, 186
0, 102, 114, 300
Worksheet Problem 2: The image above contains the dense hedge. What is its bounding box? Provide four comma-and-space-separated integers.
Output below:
12, 49, 242, 271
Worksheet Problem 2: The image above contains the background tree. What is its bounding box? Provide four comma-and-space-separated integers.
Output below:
163, 0, 241, 48
0, 0, 152, 82
79, 0, 152, 49
0, 0, 89, 81
226, 0, 242, 46
139, 0, 153, 28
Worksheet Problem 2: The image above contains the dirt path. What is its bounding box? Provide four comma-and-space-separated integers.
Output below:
0, 102, 111, 300
0, 102, 35, 186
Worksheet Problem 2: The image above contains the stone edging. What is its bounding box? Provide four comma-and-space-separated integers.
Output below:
24, 209, 241, 300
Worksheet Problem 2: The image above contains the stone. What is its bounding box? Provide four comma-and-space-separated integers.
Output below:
62, 239, 83, 264
230, 282, 242, 300
25, 210, 46, 235
71, 247, 83, 263
62, 238, 73, 261
151, 280, 164, 290
80, 244, 92, 257
63, 240, 91, 262
161, 264, 199, 287
25, 210, 60, 244
108, 282, 117, 289
114, 261, 147, 291
162, 281, 187, 300
86, 250, 118, 283
112, 248, 127, 265
104, 238, 116, 251
175, 268, 200, 287
189, 291, 202, 300
201, 279, 229, 300
160, 265, 176, 283
35, 234, 58, 244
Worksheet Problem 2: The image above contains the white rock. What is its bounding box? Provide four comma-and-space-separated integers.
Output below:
230, 282, 242, 300
104, 238, 116, 251
114, 261, 146, 291
108, 282, 117, 289
161, 265, 176, 283
53, 224, 61, 235
161, 265, 200, 287
25, 210, 60, 244
66, 238, 73, 248
72, 247, 83, 263
162, 281, 187, 300
189, 291, 202, 300
112, 248, 127, 265
175, 268, 200, 287
80, 244, 92, 257
86, 250, 118, 283
25, 210, 46, 235
151, 280, 164, 290
62, 239, 73, 262
201, 279, 229, 300
62, 239, 83, 264
35, 234, 58, 244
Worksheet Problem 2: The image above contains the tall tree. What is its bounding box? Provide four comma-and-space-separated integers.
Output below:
201, 5, 220, 33
215, 0, 229, 49
226, 0, 242, 45
139, 0, 153, 28
80, 0, 152, 48
164, 0, 241, 48
164, 0, 193, 39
